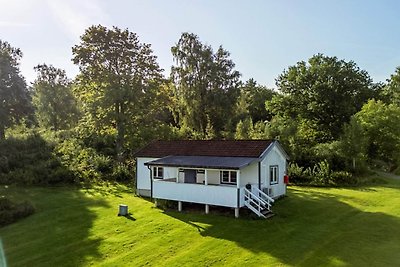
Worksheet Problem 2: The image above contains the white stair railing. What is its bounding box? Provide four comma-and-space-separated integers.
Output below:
254, 187, 274, 209
243, 188, 267, 218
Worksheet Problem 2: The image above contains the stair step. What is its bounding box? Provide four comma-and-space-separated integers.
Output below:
263, 211, 275, 219
261, 209, 271, 215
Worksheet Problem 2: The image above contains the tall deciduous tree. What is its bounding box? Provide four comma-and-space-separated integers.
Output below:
72, 25, 163, 160
237, 78, 276, 123
32, 64, 78, 131
382, 67, 400, 105
340, 117, 368, 172
171, 32, 241, 137
268, 54, 376, 141
0, 40, 31, 139
355, 100, 400, 168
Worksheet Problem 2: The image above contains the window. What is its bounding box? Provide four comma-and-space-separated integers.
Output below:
153, 166, 164, 179
270, 165, 278, 184
220, 170, 237, 184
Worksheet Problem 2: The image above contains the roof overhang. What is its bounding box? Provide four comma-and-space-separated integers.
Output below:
144, 155, 259, 170
259, 140, 290, 160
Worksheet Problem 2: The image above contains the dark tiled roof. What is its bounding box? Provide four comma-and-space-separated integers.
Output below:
145, 156, 258, 170
134, 140, 273, 158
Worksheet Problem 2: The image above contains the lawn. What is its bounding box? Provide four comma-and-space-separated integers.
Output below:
1, 177, 400, 267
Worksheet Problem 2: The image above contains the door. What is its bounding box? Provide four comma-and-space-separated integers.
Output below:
184, 169, 196, 184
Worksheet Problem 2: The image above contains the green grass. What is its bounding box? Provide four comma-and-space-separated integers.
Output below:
1, 177, 400, 267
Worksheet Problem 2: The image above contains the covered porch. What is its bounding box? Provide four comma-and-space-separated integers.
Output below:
145, 155, 273, 218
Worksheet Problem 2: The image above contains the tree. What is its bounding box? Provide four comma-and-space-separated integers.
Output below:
0, 40, 31, 139
355, 100, 400, 168
234, 118, 253, 140
72, 25, 164, 160
269, 54, 376, 142
382, 67, 400, 105
171, 32, 241, 137
238, 79, 276, 123
32, 64, 79, 131
340, 117, 368, 172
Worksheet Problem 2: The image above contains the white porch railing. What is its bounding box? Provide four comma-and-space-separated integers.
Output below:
254, 187, 274, 208
153, 180, 239, 208
244, 187, 274, 218
244, 188, 267, 218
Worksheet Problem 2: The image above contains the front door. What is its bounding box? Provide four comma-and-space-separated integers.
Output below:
184, 169, 196, 184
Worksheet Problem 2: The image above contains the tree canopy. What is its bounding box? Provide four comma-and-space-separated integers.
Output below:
0, 40, 31, 139
355, 100, 400, 168
72, 25, 164, 160
382, 67, 400, 105
171, 32, 241, 138
1, 26, 400, 185
268, 54, 376, 142
32, 64, 79, 131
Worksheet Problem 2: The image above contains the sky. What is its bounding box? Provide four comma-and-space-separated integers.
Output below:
1, 0, 400, 88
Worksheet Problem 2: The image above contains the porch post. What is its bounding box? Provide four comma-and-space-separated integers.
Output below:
235, 208, 239, 218
237, 170, 240, 189
205, 204, 209, 214
235, 170, 241, 218
204, 169, 208, 185
178, 201, 182, 212
176, 168, 179, 183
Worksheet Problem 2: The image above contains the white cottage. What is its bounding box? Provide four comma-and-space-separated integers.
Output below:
134, 140, 289, 218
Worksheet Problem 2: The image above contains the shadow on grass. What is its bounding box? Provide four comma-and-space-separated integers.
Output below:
83, 182, 134, 198
119, 212, 136, 221
0, 186, 110, 267
166, 186, 400, 266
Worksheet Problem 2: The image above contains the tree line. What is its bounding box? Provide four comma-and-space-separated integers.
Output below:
1, 25, 399, 185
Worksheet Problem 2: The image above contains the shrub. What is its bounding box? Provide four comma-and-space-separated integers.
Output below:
330, 171, 354, 185
0, 197, 35, 226
288, 163, 310, 184
111, 164, 132, 182
311, 160, 332, 185
0, 131, 75, 185
289, 161, 355, 186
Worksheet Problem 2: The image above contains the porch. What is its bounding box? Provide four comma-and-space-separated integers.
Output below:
153, 178, 274, 218
153, 179, 242, 208
146, 155, 275, 218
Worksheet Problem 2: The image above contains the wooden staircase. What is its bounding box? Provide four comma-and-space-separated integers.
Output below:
243, 187, 274, 218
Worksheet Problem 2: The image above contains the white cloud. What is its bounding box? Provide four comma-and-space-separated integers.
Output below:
45, 0, 110, 41
0, 0, 36, 28
0, 21, 31, 27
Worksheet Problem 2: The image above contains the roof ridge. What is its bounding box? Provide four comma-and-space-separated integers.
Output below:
134, 139, 275, 158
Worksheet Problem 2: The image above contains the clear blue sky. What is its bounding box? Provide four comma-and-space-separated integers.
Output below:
1, 0, 400, 88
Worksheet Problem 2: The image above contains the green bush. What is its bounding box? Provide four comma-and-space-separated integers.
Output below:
288, 161, 355, 186
0, 133, 75, 185
1, 127, 134, 185
0, 197, 35, 226
330, 171, 354, 185
111, 164, 132, 182
288, 163, 310, 184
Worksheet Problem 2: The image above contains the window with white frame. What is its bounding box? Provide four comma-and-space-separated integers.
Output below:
220, 170, 237, 184
270, 165, 278, 184
153, 166, 164, 179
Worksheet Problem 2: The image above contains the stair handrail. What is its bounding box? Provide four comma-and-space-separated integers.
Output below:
243, 188, 267, 217
254, 187, 274, 206
245, 199, 266, 218
244, 187, 268, 207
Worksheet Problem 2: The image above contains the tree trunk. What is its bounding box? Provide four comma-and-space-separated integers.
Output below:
352, 158, 356, 171
115, 102, 125, 162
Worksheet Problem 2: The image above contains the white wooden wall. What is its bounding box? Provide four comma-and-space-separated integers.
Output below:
261, 145, 287, 198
